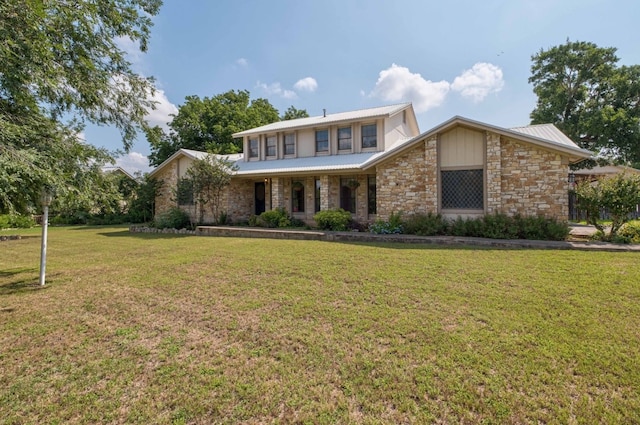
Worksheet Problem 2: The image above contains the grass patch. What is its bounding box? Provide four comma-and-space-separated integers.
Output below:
1, 225, 639, 423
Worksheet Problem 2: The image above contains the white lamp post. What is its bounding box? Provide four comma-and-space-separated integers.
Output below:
39, 188, 53, 286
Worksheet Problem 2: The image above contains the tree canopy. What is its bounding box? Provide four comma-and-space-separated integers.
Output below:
147, 91, 309, 166
0, 0, 162, 214
146, 90, 283, 166
282, 105, 310, 120
529, 40, 640, 165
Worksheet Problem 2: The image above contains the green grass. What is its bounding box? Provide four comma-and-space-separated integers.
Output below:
1, 225, 639, 424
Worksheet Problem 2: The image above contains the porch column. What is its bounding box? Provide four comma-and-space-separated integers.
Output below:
320, 175, 330, 210
271, 177, 284, 209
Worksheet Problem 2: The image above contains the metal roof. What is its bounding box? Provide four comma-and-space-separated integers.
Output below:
235, 152, 385, 176
509, 124, 578, 149
232, 103, 412, 137
573, 165, 640, 175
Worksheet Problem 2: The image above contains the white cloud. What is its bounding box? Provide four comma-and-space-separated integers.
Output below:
293, 77, 318, 92
115, 152, 152, 175
236, 58, 248, 67
369, 64, 450, 113
451, 63, 504, 102
145, 86, 178, 128
256, 81, 298, 99
115, 36, 144, 69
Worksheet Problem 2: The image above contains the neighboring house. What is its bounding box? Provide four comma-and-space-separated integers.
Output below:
150, 103, 592, 224
569, 165, 640, 220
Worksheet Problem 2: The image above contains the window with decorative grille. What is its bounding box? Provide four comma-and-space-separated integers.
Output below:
441, 169, 483, 210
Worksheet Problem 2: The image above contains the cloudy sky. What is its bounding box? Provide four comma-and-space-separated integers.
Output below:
86, 0, 640, 175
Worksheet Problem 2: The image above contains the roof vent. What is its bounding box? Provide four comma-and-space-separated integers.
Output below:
323, 108, 326, 117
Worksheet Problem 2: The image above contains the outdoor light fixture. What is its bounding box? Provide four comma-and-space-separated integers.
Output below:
39, 187, 53, 286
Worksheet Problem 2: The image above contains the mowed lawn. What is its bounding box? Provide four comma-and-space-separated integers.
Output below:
1, 226, 639, 424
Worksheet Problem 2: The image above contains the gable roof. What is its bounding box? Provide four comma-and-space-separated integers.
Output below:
232, 103, 413, 137
148, 149, 243, 178
365, 116, 592, 169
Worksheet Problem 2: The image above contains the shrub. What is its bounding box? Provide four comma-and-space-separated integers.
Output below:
481, 213, 519, 239
257, 208, 290, 228
614, 221, 640, 243
153, 207, 191, 229
402, 212, 447, 236
217, 211, 231, 225
0, 214, 36, 229
314, 208, 352, 231
369, 212, 403, 234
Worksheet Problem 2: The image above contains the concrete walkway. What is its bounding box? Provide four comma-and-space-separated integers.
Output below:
197, 225, 640, 252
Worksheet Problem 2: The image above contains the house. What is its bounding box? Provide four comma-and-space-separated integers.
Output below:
568, 164, 640, 220
149, 103, 592, 224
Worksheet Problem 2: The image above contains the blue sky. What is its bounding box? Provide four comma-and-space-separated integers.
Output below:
89, 0, 640, 174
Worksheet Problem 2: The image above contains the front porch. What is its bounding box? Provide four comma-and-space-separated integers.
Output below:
226, 174, 378, 225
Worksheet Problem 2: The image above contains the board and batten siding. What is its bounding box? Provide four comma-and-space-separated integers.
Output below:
439, 127, 484, 168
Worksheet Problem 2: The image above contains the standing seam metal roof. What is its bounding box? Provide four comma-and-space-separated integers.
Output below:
232, 103, 412, 137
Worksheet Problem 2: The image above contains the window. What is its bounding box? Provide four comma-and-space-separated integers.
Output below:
284, 133, 295, 155
266, 135, 276, 157
367, 175, 376, 215
441, 169, 484, 210
249, 138, 259, 158
338, 127, 352, 150
316, 129, 329, 153
292, 181, 305, 213
177, 177, 194, 206
362, 124, 377, 148
314, 178, 321, 212
340, 178, 357, 213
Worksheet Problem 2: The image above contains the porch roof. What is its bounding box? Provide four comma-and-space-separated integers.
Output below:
235, 151, 385, 176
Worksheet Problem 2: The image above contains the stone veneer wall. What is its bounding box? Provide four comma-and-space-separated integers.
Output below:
376, 138, 437, 221
485, 132, 502, 214
225, 179, 253, 222
154, 162, 178, 218
499, 137, 569, 220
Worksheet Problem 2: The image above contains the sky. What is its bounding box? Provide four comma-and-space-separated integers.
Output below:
87, 0, 640, 175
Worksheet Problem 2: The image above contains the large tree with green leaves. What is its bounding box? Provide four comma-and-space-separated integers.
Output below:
0, 0, 162, 214
146, 90, 281, 166
529, 40, 640, 164
282, 105, 309, 120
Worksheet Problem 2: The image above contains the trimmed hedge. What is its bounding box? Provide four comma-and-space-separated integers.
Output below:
314, 208, 352, 231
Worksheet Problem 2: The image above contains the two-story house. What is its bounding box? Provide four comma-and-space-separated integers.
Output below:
150, 103, 592, 224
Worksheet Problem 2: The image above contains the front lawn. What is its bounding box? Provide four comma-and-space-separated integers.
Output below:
1, 226, 639, 423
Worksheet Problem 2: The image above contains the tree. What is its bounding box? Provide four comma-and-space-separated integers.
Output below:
184, 155, 238, 224
529, 40, 640, 164
128, 174, 162, 223
147, 90, 280, 166
282, 105, 309, 120
0, 0, 162, 214
576, 173, 640, 240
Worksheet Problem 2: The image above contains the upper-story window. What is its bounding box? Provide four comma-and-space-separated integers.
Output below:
316, 129, 329, 153
362, 124, 377, 149
338, 127, 352, 150
249, 138, 259, 158
284, 133, 295, 155
266, 135, 276, 157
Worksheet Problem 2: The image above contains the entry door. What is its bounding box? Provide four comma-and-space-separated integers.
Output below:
254, 182, 266, 215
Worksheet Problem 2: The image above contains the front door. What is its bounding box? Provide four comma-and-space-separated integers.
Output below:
255, 182, 266, 215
